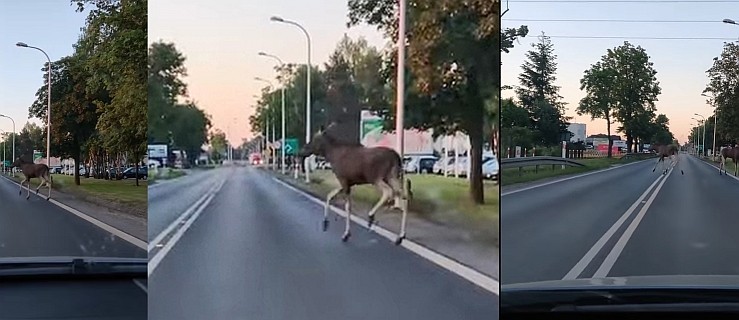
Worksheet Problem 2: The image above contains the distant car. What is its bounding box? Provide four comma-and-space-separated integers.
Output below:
433, 157, 455, 175
51, 166, 62, 174
404, 155, 438, 174
122, 167, 148, 180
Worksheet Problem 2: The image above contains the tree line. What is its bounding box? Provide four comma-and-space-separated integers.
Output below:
501, 32, 682, 158
249, 0, 499, 204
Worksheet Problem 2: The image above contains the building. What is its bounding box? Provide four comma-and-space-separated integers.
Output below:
567, 123, 587, 143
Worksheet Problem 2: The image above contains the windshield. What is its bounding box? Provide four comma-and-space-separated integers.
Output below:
500, 0, 739, 303
0, 2, 147, 264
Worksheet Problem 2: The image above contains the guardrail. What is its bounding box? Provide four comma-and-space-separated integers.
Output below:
500, 156, 585, 169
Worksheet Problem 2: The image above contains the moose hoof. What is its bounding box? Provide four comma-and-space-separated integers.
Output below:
394, 234, 406, 245
367, 215, 375, 228
322, 219, 329, 232
341, 232, 351, 242
681, 170, 684, 175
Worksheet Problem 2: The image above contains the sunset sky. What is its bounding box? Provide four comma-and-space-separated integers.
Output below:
502, 0, 737, 144
148, 0, 386, 145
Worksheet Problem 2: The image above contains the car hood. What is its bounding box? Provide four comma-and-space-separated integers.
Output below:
504, 275, 739, 291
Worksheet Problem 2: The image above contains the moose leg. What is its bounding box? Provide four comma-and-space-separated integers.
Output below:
387, 177, 403, 211
18, 178, 26, 196
323, 187, 342, 232
367, 181, 392, 228
26, 179, 31, 199
652, 157, 661, 172
342, 192, 351, 242
395, 180, 409, 246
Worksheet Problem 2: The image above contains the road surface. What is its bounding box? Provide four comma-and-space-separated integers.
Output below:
148, 165, 497, 320
0, 175, 146, 258
502, 153, 739, 285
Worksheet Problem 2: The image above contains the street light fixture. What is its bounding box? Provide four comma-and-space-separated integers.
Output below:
702, 93, 719, 161
723, 18, 737, 25
257, 52, 287, 175
270, 15, 312, 183
16, 42, 51, 170
694, 113, 706, 157
0, 114, 15, 175
255, 77, 276, 171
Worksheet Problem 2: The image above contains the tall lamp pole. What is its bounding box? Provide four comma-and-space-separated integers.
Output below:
0, 114, 15, 175
258, 52, 287, 175
270, 16, 312, 182
16, 42, 51, 169
255, 77, 275, 170
695, 114, 706, 157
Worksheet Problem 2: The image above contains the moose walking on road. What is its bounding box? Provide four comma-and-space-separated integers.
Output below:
298, 122, 412, 245
719, 145, 739, 176
11, 157, 52, 200
651, 144, 684, 176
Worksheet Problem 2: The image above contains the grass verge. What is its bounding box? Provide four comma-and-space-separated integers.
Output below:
276, 169, 499, 246
7, 173, 147, 212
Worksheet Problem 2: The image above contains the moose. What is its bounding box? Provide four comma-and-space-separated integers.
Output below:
651, 144, 684, 176
298, 122, 412, 245
719, 145, 739, 176
11, 157, 52, 200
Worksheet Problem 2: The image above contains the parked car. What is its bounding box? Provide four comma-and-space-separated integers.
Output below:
433, 157, 455, 175
51, 166, 62, 174
121, 167, 148, 180
404, 155, 438, 174
482, 157, 499, 180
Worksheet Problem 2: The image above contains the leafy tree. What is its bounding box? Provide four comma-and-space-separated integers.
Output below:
209, 129, 227, 162
516, 32, 569, 146
704, 42, 739, 144
148, 41, 188, 143
348, 0, 499, 204
578, 60, 618, 157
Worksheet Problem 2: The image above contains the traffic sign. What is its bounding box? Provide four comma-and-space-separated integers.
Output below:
33, 150, 43, 162
3, 160, 9, 167
284, 138, 298, 155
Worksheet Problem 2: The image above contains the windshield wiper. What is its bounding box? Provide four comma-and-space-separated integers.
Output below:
0, 257, 147, 279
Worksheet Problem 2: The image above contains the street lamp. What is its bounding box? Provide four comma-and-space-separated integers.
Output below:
270, 15, 312, 183
695, 113, 706, 157
395, 0, 408, 244
0, 129, 5, 174
16, 42, 51, 169
258, 52, 287, 175
691, 118, 702, 156
255, 77, 276, 171
0, 114, 15, 175
723, 18, 738, 25
701, 93, 719, 161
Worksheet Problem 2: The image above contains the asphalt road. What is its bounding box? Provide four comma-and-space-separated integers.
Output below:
0, 175, 146, 258
502, 153, 739, 285
148, 165, 497, 320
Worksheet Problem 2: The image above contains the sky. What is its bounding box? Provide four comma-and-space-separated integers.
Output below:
0, 1, 86, 152
502, 0, 739, 144
148, 0, 387, 145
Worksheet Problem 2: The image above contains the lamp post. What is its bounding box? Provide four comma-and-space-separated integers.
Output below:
0, 114, 15, 175
702, 93, 718, 161
0, 129, 5, 174
723, 18, 738, 25
691, 118, 700, 156
270, 15, 312, 182
394, 0, 408, 244
695, 114, 706, 157
255, 77, 276, 170
16, 42, 51, 169
258, 52, 287, 175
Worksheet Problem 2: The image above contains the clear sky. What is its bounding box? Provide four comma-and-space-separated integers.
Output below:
148, 0, 386, 144
0, 1, 86, 144
502, 0, 739, 144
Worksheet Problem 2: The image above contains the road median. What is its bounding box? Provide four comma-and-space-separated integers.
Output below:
261, 166, 499, 280
502, 155, 654, 187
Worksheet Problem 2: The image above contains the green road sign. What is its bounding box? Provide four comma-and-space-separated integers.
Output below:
3, 160, 9, 167
284, 138, 298, 155
33, 150, 43, 162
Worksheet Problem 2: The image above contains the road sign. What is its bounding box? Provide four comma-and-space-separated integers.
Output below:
33, 150, 43, 162
284, 138, 298, 155
3, 160, 9, 167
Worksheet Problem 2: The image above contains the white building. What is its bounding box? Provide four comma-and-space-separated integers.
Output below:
568, 123, 587, 143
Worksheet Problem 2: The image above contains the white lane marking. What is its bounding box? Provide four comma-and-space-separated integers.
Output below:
502, 159, 648, 196
133, 279, 148, 294
148, 179, 225, 277
562, 172, 664, 280
593, 167, 673, 278
0, 175, 146, 250
272, 177, 499, 296
147, 181, 218, 252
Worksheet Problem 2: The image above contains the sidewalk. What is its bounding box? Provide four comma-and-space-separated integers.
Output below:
264, 168, 499, 280
0, 174, 147, 242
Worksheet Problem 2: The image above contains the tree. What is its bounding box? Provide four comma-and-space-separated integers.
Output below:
704, 42, 739, 144
516, 32, 569, 146
578, 60, 618, 157
348, 0, 499, 204
600, 42, 661, 153
209, 129, 227, 162
148, 41, 188, 144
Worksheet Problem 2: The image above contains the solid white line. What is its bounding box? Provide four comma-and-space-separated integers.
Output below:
132, 279, 148, 294
147, 182, 217, 252
562, 172, 664, 280
147, 179, 224, 277
0, 175, 146, 250
593, 167, 673, 278
271, 177, 499, 296
501, 159, 648, 196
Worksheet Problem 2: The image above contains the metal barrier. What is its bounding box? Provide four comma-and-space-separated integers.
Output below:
501, 156, 585, 169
